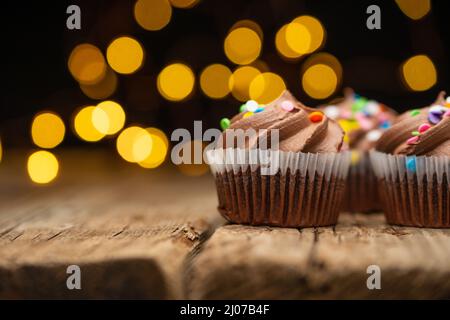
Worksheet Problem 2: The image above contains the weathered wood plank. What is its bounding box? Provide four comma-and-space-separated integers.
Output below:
186, 214, 450, 299
0, 150, 222, 299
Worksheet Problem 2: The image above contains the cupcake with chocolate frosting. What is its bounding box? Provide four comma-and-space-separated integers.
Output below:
321, 89, 397, 213
371, 91, 450, 227
207, 90, 351, 227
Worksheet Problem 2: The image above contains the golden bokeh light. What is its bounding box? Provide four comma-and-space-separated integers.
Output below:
106, 36, 144, 74
157, 63, 195, 101
27, 151, 59, 184
395, 0, 431, 20
176, 140, 209, 177
275, 24, 302, 59
134, 0, 172, 31
169, 0, 199, 8
228, 66, 261, 102
291, 16, 325, 54
138, 128, 169, 169
116, 126, 153, 163
200, 64, 232, 99
249, 72, 286, 104
285, 22, 311, 55
31, 112, 65, 149
93, 100, 126, 135
401, 55, 437, 91
224, 26, 262, 65
68, 43, 107, 85
74, 106, 106, 142
302, 64, 338, 99
80, 68, 118, 100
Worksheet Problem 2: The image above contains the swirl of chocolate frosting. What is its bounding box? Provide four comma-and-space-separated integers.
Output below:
218, 90, 344, 153
375, 92, 450, 156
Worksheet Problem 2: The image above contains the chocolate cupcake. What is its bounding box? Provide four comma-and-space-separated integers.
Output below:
371, 92, 450, 228
321, 89, 397, 213
207, 90, 351, 227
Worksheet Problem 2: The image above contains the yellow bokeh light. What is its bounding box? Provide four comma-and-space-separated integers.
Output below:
134, 0, 172, 31
395, 0, 431, 20
228, 66, 261, 102
107, 36, 144, 75
93, 100, 126, 135
27, 151, 59, 184
249, 72, 286, 104
31, 112, 65, 149
74, 106, 106, 142
224, 26, 262, 65
68, 43, 107, 85
138, 128, 169, 169
169, 0, 199, 8
80, 68, 118, 100
275, 24, 302, 59
117, 126, 152, 163
157, 63, 195, 101
200, 64, 232, 99
291, 16, 325, 54
302, 64, 338, 99
401, 55, 437, 92
285, 22, 311, 55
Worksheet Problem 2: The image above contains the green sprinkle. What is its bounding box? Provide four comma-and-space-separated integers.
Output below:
411, 131, 420, 136
410, 109, 420, 116
352, 98, 368, 113
239, 104, 247, 113
220, 118, 230, 130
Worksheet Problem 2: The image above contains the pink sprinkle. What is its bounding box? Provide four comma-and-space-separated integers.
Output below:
356, 114, 372, 130
341, 110, 352, 119
445, 110, 450, 118
418, 123, 431, 133
281, 100, 294, 112
406, 136, 419, 145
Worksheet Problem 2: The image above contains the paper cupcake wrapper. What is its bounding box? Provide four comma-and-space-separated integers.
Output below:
370, 151, 450, 228
343, 152, 381, 213
207, 149, 351, 227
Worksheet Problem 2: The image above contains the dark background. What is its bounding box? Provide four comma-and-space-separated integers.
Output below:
2, 0, 449, 147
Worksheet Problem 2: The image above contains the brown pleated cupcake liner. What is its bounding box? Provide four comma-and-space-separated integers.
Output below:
370, 151, 450, 228
207, 149, 351, 228
343, 152, 381, 213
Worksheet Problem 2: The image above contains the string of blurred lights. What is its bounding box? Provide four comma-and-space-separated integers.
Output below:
13, 0, 440, 184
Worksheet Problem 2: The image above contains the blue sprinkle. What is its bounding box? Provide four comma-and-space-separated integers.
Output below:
380, 120, 391, 129
406, 157, 416, 172
254, 107, 264, 113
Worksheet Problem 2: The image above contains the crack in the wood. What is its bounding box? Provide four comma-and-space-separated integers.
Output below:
46, 230, 64, 241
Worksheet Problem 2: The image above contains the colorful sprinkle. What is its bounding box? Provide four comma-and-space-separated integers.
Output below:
323, 105, 339, 119
356, 113, 372, 130
352, 97, 368, 113
406, 157, 416, 172
364, 101, 380, 116
220, 118, 230, 130
418, 123, 431, 133
243, 112, 254, 118
239, 104, 247, 113
445, 110, 450, 118
246, 100, 259, 112
254, 107, 264, 113
366, 129, 382, 142
309, 111, 324, 123
410, 109, 420, 116
281, 100, 294, 112
429, 105, 446, 115
406, 136, 419, 145
428, 112, 442, 124
411, 131, 420, 136
380, 120, 391, 129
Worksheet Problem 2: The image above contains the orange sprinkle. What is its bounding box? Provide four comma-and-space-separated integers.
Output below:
309, 111, 323, 123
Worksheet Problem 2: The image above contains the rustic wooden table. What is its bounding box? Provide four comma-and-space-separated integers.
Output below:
0, 150, 449, 299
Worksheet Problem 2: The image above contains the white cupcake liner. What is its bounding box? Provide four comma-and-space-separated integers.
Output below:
369, 150, 450, 227
207, 148, 351, 227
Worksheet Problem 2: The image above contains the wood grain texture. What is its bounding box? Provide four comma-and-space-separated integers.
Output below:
1, 150, 450, 299
186, 214, 450, 299
0, 150, 221, 299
